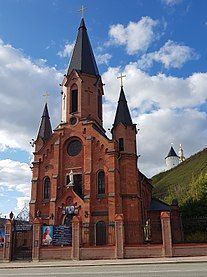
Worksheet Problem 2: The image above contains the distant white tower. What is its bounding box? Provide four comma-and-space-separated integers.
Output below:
165, 145, 179, 170
178, 144, 185, 163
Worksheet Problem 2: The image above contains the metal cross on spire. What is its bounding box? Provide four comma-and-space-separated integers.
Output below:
43, 92, 49, 103
78, 5, 86, 18
117, 73, 126, 87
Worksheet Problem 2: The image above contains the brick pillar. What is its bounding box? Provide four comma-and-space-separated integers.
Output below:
3, 219, 13, 262
32, 218, 42, 261
115, 214, 124, 259
161, 211, 172, 257
71, 216, 81, 260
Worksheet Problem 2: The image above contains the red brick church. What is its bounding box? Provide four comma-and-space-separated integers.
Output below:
29, 18, 181, 246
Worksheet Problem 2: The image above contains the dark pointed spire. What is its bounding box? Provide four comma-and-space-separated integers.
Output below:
67, 18, 99, 76
113, 86, 133, 127
37, 103, 52, 141
165, 146, 178, 159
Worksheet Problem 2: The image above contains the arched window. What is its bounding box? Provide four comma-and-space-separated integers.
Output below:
119, 138, 124, 151
43, 177, 50, 200
96, 221, 106, 245
70, 85, 78, 113
97, 171, 105, 195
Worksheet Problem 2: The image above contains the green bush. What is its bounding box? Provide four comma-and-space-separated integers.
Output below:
185, 231, 207, 243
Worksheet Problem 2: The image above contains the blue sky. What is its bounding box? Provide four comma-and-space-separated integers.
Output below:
0, 0, 207, 216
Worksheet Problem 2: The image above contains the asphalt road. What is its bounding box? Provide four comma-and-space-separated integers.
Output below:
0, 262, 207, 277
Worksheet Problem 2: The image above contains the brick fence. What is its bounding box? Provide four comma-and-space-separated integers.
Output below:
1, 212, 207, 261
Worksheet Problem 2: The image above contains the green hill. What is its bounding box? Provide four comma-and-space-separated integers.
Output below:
152, 148, 207, 205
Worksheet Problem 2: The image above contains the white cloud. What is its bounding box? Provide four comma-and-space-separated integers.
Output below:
138, 40, 198, 69
0, 159, 31, 215
15, 197, 30, 214
102, 64, 207, 176
161, 0, 182, 6
96, 53, 112, 65
58, 42, 75, 58
0, 38, 62, 151
0, 159, 31, 194
136, 108, 207, 176
102, 63, 207, 111
108, 16, 158, 55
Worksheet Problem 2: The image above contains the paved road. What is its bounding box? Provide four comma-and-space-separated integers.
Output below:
0, 262, 207, 276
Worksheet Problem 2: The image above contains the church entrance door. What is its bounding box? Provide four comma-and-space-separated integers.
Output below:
64, 214, 73, 244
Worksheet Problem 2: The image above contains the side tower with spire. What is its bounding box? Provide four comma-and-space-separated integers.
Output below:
111, 80, 143, 243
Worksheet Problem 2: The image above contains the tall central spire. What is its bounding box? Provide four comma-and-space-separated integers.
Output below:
67, 18, 99, 76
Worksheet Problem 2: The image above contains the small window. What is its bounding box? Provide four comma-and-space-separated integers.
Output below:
119, 138, 124, 151
97, 171, 105, 195
43, 177, 50, 199
71, 89, 78, 113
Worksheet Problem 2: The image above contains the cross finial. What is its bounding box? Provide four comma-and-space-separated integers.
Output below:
78, 5, 86, 18
43, 92, 49, 103
117, 73, 126, 87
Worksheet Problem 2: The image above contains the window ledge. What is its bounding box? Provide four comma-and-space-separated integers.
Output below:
42, 199, 50, 204
97, 194, 106, 199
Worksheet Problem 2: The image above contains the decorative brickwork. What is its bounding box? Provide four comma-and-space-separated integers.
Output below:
3, 220, 13, 262
161, 211, 173, 257
32, 218, 41, 261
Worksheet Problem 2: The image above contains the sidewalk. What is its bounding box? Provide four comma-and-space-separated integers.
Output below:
0, 256, 207, 269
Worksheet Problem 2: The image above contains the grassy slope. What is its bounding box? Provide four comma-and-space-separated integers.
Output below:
152, 148, 207, 205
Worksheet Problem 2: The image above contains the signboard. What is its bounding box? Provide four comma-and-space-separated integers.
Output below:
53, 226, 72, 246
42, 225, 72, 246
14, 224, 33, 232
0, 229, 5, 247
42, 226, 53, 245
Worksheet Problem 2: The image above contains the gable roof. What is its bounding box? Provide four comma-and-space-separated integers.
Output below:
150, 198, 170, 211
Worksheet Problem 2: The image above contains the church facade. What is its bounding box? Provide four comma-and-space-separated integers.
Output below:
29, 18, 181, 247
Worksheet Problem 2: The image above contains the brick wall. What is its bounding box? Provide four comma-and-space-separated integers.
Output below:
173, 243, 207, 257
40, 246, 72, 260
80, 246, 115, 260
125, 245, 163, 258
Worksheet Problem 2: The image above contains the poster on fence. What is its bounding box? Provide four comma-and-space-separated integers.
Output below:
53, 226, 72, 246
42, 226, 53, 245
0, 229, 5, 247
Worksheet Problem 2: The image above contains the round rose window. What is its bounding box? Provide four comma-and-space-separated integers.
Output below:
67, 140, 82, 156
